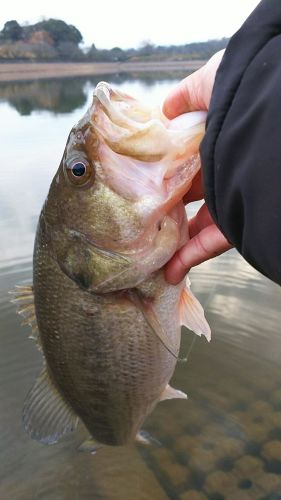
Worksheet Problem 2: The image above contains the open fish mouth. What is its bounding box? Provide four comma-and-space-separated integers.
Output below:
92, 81, 206, 163
91, 82, 206, 203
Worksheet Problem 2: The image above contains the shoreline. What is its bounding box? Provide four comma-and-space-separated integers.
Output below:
0, 60, 204, 83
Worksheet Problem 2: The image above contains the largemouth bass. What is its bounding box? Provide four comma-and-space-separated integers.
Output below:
13, 82, 210, 448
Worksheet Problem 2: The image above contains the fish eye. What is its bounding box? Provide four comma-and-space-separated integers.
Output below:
72, 162, 86, 177
64, 160, 94, 188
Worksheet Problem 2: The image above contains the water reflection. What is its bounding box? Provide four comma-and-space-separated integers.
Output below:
0, 75, 187, 272
0, 79, 88, 115
0, 71, 189, 116
0, 75, 281, 499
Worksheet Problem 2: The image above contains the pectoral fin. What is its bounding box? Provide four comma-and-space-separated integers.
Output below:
179, 281, 211, 341
128, 290, 179, 360
23, 365, 78, 444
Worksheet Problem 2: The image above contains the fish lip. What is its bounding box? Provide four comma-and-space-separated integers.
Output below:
94, 81, 111, 105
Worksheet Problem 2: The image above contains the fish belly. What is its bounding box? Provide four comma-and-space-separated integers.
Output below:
34, 248, 182, 446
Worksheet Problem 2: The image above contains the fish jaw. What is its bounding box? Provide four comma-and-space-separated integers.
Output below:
91, 82, 206, 222
92, 81, 206, 162
46, 83, 206, 293
81, 82, 205, 287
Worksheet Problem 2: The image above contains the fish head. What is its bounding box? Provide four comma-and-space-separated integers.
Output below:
43, 82, 206, 293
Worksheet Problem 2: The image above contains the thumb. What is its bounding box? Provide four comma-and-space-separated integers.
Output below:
162, 68, 205, 119
162, 50, 224, 120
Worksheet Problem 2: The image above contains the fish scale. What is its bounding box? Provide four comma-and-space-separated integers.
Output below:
34, 240, 182, 445
13, 82, 210, 449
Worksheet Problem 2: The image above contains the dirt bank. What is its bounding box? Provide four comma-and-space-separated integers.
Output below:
0, 60, 204, 82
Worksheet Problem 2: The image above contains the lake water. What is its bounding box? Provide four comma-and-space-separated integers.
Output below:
0, 73, 281, 500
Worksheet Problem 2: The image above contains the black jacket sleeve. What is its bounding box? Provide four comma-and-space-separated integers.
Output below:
200, 0, 281, 286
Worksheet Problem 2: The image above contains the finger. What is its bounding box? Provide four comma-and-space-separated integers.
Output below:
162, 50, 224, 120
183, 170, 204, 204
188, 203, 214, 239
162, 68, 205, 119
165, 224, 232, 285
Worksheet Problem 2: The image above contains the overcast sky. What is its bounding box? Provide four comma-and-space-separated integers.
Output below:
0, 0, 261, 49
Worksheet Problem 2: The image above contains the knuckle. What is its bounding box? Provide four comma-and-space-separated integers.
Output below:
194, 232, 210, 258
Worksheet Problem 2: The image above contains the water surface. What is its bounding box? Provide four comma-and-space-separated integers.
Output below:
0, 73, 280, 500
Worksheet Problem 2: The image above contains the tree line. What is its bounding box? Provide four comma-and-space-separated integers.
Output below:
0, 19, 228, 62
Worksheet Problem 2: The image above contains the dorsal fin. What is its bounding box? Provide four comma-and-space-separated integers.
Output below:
23, 365, 79, 444
10, 283, 40, 347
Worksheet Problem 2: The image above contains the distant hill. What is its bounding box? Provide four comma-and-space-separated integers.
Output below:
0, 19, 84, 61
0, 19, 229, 62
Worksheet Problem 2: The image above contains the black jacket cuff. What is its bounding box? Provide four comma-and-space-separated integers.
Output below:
200, 0, 281, 285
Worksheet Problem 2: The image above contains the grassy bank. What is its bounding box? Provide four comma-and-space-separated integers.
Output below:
0, 60, 205, 82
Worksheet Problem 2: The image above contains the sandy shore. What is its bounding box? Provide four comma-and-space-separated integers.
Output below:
0, 60, 204, 82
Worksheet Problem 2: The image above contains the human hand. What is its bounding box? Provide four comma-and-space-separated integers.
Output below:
163, 51, 232, 285
165, 198, 232, 285
163, 49, 225, 118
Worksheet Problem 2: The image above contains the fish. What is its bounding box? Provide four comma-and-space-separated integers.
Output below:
12, 82, 210, 449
